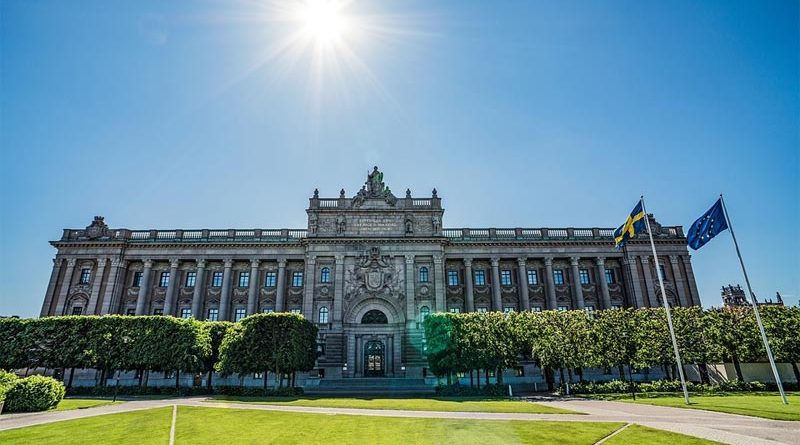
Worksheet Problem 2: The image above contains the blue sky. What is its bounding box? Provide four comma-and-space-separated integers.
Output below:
1, 0, 797, 317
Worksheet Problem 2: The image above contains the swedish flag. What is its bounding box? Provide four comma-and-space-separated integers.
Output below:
614, 200, 646, 248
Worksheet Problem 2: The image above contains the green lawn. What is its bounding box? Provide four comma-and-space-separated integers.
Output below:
0, 406, 172, 445
0, 406, 722, 444
620, 393, 800, 421
604, 425, 722, 445
206, 396, 578, 414
55, 398, 123, 411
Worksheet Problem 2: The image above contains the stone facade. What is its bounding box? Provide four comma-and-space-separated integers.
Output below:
41, 168, 700, 381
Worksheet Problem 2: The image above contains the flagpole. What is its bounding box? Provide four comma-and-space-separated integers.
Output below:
640, 195, 690, 405
719, 194, 788, 405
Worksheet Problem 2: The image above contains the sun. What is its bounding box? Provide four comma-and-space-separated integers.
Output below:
298, 0, 349, 44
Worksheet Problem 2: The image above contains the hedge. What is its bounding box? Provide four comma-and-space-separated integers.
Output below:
4, 375, 65, 413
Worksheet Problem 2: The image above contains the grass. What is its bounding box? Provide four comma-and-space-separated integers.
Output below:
0, 406, 172, 445
604, 424, 722, 445
205, 395, 578, 414
55, 398, 123, 411
622, 392, 800, 421
0, 406, 723, 444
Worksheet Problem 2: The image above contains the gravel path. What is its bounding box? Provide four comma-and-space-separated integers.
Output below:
0, 397, 796, 445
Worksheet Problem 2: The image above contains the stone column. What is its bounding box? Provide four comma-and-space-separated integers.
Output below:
302, 256, 316, 319
596, 257, 611, 310
670, 256, 687, 307
490, 257, 502, 311
101, 259, 126, 315
683, 255, 701, 306
191, 260, 206, 319
54, 258, 77, 316
334, 255, 345, 325
544, 257, 557, 310
40, 258, 63, 317
87, 258, 108, 315
623, 256, 645, 308
135, 260, 153, 315
247, 259, 260, 315
640, 257, 658, 307
218, 259, 234, 321
433, 255, 444, 312
463, 258, 475, 312
405, 255, 416, 327
569, 257, 585, 310
162, 259, 180, 316
275, 259, 287, 312
516, 258, 530, 311
346, 333, 356, 378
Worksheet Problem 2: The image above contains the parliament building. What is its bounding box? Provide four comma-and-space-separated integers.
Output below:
40, 168, 700, 385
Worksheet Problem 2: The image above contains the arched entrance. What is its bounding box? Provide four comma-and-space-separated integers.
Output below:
363, 340, 385, 377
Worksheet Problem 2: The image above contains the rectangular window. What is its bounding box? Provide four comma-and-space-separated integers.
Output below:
557, 305, 568, 311
238, 271, 250, 287
159, 272, 170, 288
79, 268, 91, 284
185, 271, 197, 287
448, 307, 461, 313
531, 306, 542, 312
500, 270, 512, 285
553, 270, 565, 285
212, 271, 223, 287
527, 270, 538, 285
579, 269, 590, 285
447, 270, 459, 286
153, 308, 163, 316
503, 307, 515, 313
477, 307, 488, 313
234, 308, 246, 322
292, 272, 304, 287
473, 270, 486, 286
207, 308, 219, 321
605, 269, 615, 284
180, 308, 192, 319
264, 271, 277, 287
72, 306, 83, 315
133, 272, 143, 287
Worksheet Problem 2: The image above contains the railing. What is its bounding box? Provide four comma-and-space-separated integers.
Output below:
60, 228, 308, 243
443, 226, 683, 242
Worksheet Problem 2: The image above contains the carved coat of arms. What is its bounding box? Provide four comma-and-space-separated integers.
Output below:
344, 247, 404, 300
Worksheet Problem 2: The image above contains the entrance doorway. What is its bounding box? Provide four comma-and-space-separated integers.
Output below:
364, 340, 385, 377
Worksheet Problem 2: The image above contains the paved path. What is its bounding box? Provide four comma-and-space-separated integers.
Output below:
0, 397, 797, 445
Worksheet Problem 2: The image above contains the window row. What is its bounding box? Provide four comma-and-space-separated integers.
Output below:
446, 268, 617, 286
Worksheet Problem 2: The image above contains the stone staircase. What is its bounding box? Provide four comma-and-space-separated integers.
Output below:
307, 378, 435, 396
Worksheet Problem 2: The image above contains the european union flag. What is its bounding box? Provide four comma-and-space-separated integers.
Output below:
614, 200, 646, 249
687, 198, 728, 250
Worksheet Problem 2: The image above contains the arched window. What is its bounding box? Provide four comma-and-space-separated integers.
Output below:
418, 267, 429, 283
361, 309, 388, 324
318, 306, 329, 323
419, 306, 430, 322
320, 267, 331, 283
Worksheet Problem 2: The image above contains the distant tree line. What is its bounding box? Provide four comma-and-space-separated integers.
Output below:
424, 306, 800, 390
0, 313, 317, 391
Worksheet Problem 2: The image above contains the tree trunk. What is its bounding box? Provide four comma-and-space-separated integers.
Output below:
732, 354, 744, 381
699, 363, 710, 385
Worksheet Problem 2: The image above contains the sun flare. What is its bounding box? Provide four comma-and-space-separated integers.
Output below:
297, 0, 349, 44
